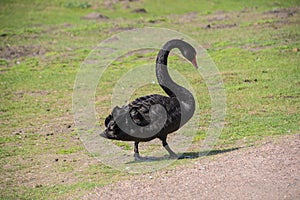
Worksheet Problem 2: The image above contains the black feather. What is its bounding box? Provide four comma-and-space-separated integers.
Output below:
101, 39, 197, 160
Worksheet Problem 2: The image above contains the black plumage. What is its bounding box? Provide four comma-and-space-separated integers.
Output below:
100, 39, 198, 160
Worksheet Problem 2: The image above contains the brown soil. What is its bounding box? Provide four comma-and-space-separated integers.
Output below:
84, 134, 300, 200
0, 45, 46, 60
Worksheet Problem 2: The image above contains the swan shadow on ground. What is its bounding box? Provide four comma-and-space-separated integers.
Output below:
180, 146, 241, 158
126, 146, 242, 163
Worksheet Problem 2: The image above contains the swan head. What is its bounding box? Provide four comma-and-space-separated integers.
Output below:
178, 40, 198, 69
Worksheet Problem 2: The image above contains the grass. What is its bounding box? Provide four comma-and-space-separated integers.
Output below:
1, 0, 299, 199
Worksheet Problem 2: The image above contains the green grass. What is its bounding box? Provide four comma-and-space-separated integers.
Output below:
1, 0, 299, 199
56, 147, 83, 155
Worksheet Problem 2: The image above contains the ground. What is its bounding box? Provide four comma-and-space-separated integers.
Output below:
85, 134, 300, 200
0, 0, 299, 199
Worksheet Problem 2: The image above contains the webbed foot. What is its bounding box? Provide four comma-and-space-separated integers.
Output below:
168, 153, 179, 159
134, 153, 149, 161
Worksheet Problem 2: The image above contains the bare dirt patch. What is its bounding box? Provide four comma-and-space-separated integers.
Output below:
170, 12, 200, 24
0, 45, 46, 60
84, 134, 300, 200
82, 12, 109, 20
102, 0, 142, 9
263, 7, 299, 19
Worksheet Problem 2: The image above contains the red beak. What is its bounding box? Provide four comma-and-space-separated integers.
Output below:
192, 56, 198, 69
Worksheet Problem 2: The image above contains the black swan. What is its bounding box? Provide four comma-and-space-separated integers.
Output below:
100, 39, 198, 160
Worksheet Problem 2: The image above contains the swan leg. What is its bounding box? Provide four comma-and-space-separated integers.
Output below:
134, 141, 141, 160
134, 141, 151, 161
162, 140, 178, 159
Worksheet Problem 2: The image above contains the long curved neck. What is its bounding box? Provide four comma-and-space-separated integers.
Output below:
156, 40, 185, 97
156, 40, 195, 121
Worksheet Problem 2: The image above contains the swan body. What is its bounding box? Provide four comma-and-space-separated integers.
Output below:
100, 39, 198, 160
